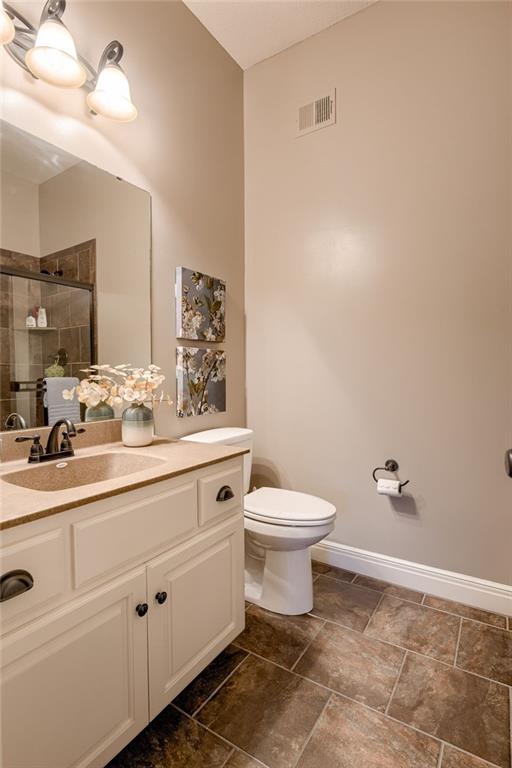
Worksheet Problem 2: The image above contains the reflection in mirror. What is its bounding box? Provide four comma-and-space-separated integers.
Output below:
0, 120, 151, 432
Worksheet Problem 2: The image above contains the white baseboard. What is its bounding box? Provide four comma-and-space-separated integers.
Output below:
311, 541, 512, 617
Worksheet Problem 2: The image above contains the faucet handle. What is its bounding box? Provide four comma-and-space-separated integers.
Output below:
15, 435, 44, 459
60, 427, 86, 452
60, 432, 72, 452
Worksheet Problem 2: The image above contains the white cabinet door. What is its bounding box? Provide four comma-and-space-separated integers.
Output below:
1, 568, 149, 768
147, 517, 245, 719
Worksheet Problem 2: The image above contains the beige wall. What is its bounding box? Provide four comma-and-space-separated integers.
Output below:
39, 162, 151, 367
1, 170, 40, 256
245, 2, 512, 584
1, 0, 245, 436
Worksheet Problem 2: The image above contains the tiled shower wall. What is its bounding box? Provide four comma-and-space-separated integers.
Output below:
39, 240, 96, 381
0, 241, 96, 428
39, 239, 96, 284
0, 249, 43, 427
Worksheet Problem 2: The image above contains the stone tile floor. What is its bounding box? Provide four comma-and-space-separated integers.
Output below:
107, 562, 512, 768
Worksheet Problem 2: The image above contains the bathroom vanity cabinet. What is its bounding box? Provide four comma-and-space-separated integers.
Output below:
0, 456, 245, 768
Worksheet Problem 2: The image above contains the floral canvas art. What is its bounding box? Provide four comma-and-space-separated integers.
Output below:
176, 267, 226, 341
176, 347, 226, 417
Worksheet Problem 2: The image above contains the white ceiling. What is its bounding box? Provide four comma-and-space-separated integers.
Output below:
183, 0, 373, 70
0, 121, 80, 184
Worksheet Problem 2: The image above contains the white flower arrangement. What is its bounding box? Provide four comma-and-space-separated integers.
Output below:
62, 364, 173, 410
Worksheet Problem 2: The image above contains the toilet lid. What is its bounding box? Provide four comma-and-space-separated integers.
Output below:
244, 487, 336, 527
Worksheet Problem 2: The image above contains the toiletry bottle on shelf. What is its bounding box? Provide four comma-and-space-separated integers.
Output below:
37, 307, 47, 328
25, 310, 36, 328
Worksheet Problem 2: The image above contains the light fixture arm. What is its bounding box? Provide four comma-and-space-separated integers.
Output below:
39, 0, 65, 24
3, 3, 35, 34
98, 40, 124, 72
3, 2, 35, 73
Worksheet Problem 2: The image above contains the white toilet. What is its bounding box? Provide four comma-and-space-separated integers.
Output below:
181, 428, 336, 615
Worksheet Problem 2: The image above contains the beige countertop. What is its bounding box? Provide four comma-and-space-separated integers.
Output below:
0, 438, 248, 531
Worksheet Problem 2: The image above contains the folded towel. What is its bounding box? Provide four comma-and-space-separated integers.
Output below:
43, 377, 80, 426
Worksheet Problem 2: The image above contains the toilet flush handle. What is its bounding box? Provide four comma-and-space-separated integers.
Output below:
216, 485, 235, 502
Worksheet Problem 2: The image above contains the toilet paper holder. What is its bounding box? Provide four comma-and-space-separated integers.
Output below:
372, 459, 410, 492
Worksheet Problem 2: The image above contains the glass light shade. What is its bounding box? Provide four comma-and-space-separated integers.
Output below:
86, 64, 137, 122
0, 2, 15, 45
25, 18, 86, 88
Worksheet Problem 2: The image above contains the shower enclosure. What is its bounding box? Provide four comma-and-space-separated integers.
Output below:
0, 264, 95, 429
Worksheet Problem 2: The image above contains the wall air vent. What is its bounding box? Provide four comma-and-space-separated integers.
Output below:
296, 89, 336, 137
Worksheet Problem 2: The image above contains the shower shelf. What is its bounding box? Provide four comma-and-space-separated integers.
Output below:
13, 327, 57, 332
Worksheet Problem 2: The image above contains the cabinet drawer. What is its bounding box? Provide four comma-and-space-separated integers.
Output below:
0, 528, 68, 627
73, 479, 197, 587
198, 465, 243, 527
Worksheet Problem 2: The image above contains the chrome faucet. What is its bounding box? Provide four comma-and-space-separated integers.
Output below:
15, 419, 85, 464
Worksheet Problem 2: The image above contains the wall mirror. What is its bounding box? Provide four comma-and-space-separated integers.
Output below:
0, 120, 151, 432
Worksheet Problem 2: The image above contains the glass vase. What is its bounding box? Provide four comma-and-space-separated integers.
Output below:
85, 401, 115, 422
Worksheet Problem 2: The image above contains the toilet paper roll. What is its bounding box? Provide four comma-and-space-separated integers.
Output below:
377, 478, 402, 497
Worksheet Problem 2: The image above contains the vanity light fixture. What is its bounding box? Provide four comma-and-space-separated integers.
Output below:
2, 0, 137, 121
87, 41, 137, 123
25, 0, 86, 88
0, 1, 15, 46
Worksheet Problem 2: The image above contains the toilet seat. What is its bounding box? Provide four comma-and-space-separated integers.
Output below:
244, 487, 336, 527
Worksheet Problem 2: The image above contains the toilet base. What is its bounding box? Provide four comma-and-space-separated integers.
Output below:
245, 548, 313, 615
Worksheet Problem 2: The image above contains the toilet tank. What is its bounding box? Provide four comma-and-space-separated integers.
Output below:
181, 428, 253, 494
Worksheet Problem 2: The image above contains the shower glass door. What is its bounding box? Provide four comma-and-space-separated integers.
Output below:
1, 269, 94, 429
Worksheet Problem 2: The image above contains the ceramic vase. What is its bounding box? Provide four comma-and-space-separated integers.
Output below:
122, 403, 154, 447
